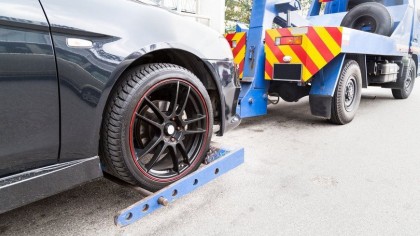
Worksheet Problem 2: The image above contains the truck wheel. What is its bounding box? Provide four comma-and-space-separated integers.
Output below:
101, 63, 213, 191
341, 2, 393, 36
329, 60, 362, 125
392, 58, 416, 99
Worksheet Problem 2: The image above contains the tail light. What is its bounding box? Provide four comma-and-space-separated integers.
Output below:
275, 36, 302, 46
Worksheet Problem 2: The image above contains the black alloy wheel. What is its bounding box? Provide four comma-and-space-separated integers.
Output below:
101, 63, 213, 191
131, 80, 208, 180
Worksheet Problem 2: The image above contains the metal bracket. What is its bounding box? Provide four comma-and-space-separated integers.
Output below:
114, 145, 244, 227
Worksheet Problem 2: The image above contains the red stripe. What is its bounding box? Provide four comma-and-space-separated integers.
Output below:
325, 27, 342, 46
238, 59, 245, 77
225, 34, 235, 48
290, 45, 319, 75
307, 27, 335, 62
277, 28, 293, 37
225, 33, 235, 42
285, 29, 319, 75
265, 33, 285, 62
232, 35, 246, 56
265, 59, 273, 79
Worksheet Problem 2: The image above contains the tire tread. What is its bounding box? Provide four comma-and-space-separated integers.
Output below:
100, 63, 212, 190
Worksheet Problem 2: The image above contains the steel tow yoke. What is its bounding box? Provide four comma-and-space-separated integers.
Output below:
236, 0, 287, 118
114, 145, 244, 227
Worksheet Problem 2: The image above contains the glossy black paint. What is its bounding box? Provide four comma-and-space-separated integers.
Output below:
0, 0, 59, 177
205, 60, 241, 134
0, 0, 240, 179
0, 156, 102, 214
38, 0, 240, 162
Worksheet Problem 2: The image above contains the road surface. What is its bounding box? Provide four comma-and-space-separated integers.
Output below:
1, 85, 420, 235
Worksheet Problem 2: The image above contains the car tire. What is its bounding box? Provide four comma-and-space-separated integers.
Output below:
392, 58, 416, 99
341, 2, 393, 36
329, 60, 362, 125
101, 63, 213, 191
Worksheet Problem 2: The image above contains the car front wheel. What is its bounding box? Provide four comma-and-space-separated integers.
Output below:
101, 63, 213, 191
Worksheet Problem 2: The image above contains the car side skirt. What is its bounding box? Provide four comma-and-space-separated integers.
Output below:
0, 157, 103, 214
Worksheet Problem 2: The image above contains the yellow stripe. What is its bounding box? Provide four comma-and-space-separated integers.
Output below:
267, 29, 312, 81
265, 45, 280, 65
278, 45, 312, 81
301, 35, 327, 69
313, 27, 341, 55
234, 46, 246, 64
265, 71, 271, 80
265, 30, 282, 80
266, 29, 281, 42
232, 32, 246, 42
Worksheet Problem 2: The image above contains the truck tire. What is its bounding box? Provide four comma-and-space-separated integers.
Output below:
341, 2, 393, 36
101, 63, 213, 191
392, 58, 416, 99
329, 60, 362, 125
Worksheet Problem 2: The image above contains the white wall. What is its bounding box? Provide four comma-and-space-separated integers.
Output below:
197, 0, 226, 34
159, 0, 226, 33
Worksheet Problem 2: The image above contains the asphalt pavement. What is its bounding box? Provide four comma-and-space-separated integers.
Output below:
1, 85, 420, 236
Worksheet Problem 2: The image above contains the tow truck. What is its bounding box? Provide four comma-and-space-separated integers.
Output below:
226, 0, 418, 124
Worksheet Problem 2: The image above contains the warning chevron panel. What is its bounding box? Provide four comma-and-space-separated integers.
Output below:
265, 27, 343, 82
225, 32, 247, 79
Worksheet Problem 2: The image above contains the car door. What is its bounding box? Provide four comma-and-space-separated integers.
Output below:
0, 0, 59, 176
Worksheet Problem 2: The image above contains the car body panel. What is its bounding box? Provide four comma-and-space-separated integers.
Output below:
0, 0, 60, 177
0, 0, 241, 212
38, 0, 239, 162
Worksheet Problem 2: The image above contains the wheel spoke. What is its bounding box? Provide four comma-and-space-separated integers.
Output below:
177, 86, 191, 116
169, 82, 180, 116
184, 114, 206, 125
178, 141, 191, 165
168, 145, 180, 173
137, 136, 162, 159
184, 128, 206, 135
144, 98, 166, 120
131, 79, 208, 179
145, 142, 167, 172
136, 113, 163, 129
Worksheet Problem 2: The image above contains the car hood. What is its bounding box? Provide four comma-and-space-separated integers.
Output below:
40, 0, 232, 60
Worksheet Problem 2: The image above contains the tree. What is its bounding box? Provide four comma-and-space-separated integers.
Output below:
225, 0, 252, 24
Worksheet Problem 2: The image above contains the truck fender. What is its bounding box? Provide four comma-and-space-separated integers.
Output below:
309, 53, 346, 118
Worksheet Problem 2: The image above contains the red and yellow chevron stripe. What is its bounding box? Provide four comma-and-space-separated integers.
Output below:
225, 32, 247, 79
265, 27, 343, 82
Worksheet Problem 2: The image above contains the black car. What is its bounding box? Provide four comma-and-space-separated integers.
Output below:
0, 0, 241, 214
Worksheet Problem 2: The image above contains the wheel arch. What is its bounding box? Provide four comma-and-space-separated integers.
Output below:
97, 46, 223, 148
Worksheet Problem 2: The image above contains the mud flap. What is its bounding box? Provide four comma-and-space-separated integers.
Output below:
309, 54, 346, 118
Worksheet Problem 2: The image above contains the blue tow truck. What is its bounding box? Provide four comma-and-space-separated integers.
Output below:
227, 0, 419, 124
